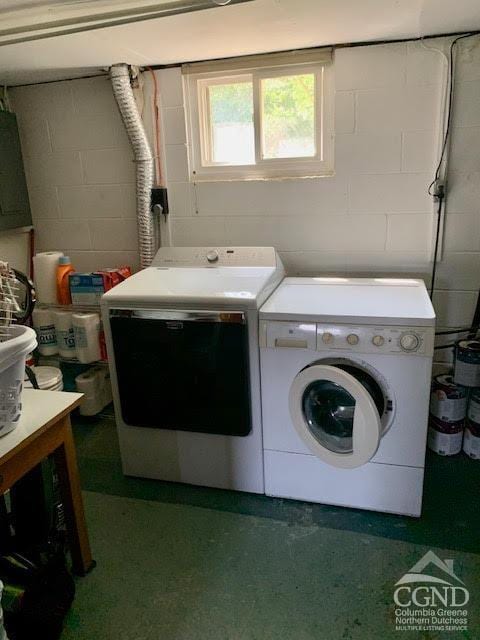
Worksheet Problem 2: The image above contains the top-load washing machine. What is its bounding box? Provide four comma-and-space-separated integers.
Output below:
101, 246, 284, 494
259, 277, 435, 516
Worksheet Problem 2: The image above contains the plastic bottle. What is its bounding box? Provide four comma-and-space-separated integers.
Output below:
56, 256, 75, 305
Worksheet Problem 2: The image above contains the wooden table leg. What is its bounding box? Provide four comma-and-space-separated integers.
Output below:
53, 416, 95, 576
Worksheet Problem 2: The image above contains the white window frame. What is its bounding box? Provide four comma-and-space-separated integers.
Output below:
184, 60, 334, 181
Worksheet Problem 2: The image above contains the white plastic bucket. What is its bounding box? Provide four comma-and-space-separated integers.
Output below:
0, 325, 37, 437
24, 366, 63, 391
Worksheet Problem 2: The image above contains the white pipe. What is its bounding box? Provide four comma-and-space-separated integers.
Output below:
110, 63, 156, 268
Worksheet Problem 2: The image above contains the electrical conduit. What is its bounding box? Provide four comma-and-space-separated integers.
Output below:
110, 63, 156, 268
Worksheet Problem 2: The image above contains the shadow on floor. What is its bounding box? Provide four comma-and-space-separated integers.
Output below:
72, 409, 479, 554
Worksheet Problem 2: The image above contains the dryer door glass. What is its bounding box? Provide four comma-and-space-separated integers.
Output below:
109, 309, 251, 436
289, 364, 382, 469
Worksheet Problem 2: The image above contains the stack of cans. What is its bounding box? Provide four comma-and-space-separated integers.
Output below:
455, 339, 480, 460
464, 389, 480, 460
454, 339, 480, 387
429, 374, 467, 456
428, 339, 480, 460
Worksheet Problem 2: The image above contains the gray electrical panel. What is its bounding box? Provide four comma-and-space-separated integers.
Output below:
0, 111, 32, 231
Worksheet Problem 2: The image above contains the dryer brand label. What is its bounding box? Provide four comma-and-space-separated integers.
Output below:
166, 321, 183, 330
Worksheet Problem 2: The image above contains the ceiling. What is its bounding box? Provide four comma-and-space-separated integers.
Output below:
2, 0, 480, 86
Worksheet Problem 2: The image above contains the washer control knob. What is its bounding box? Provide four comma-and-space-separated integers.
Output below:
322, 332, 334, 344
400, 333, 420, 351
372, 335, 385, 347
206, 250, 219, 263
346, 333, 359, 345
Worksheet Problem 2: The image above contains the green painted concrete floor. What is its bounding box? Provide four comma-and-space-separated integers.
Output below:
61, 411, 480, 639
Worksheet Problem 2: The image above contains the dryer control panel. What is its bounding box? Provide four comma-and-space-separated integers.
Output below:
152, 246, 278, 267
259, 321, 434, 356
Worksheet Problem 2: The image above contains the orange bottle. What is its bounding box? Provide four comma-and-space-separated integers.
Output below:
56, 256, 75, 304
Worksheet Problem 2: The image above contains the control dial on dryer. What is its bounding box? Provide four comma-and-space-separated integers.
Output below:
372, 335, 385, 347
322, 332, 334, 344
206, 250, 219, 263
346, 333, 359, 345
399, 333, 420, 351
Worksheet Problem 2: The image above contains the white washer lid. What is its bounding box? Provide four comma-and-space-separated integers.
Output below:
259, 277, 436, 326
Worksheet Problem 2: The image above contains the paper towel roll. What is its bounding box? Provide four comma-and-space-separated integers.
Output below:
72, 312, 101, 364
53, 310, 76, 359
33, 252, 64, 304
75, 366, 112, 415
32, 308, 58, 356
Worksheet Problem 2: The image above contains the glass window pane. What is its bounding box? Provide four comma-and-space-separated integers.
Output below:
261, 73, 316, 159
208, 81, 254, 165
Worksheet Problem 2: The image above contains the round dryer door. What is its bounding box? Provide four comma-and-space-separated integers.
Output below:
289, 364, 382, 469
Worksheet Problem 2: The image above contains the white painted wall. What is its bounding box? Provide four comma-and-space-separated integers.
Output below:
8, 37, 480, 344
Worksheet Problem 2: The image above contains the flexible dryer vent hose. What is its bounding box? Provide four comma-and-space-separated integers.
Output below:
110, 63, 156, 268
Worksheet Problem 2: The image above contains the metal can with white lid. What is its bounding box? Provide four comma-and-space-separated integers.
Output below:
464, 414, 480, 460
430, 374, 468, 423
427, 416, 464, 456
454, 340, 480, 387
467, 388, 480, 422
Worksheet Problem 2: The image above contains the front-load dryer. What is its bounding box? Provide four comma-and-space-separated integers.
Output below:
101, 246, 284, 494
259, 277, 435, 516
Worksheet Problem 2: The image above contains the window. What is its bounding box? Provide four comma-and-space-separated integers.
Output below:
184, 50, 333, 181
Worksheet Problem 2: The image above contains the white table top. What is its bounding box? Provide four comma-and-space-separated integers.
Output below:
0, 389, 83, 461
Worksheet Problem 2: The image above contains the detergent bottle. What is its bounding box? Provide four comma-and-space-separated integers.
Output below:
56, 256, 75, 304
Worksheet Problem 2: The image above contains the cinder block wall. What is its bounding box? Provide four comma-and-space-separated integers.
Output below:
10, 76, 139, 271
9, 38, 480, 349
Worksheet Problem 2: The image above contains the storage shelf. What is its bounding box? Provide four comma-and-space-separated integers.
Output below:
34, 303, 107, 366
36, 353, 108, 366
37, 302, 101, 312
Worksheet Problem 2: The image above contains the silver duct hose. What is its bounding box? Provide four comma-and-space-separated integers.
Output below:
109, 63, 156, 268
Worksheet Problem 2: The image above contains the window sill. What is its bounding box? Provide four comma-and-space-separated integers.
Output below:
190, 170, 335, 183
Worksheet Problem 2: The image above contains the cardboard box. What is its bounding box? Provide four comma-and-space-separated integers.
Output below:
69, 273, 105, 305
69, 267, 132, 305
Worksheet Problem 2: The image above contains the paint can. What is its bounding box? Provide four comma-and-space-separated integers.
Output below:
454, 340, 480, 387
430, 374, 468, 423
464, 395, 480, 459
463, 420, 480, 460
427, 417, 464, 456
467, 388, 480, 422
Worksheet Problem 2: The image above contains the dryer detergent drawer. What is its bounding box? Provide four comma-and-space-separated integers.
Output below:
110, 309, 251, 436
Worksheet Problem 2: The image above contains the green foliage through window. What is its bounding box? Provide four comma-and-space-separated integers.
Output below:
262, 74, 315, 158
209, 82, 253, 125
202, 71, 318, 165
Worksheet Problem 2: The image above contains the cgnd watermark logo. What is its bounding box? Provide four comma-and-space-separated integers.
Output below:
393, 550, 469, 632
